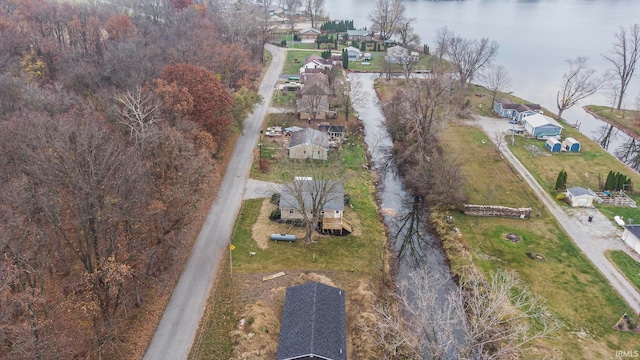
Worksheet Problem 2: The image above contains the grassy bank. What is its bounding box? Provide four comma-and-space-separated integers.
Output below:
607, 250, 640, 293
440, 122, 639, 358
585, 105, 640, 140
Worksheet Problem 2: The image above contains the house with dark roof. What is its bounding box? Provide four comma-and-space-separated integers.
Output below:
622, 225, 640, 255
318, 124, 346, 141
288, 128, 329, 160
276, 282, 347, 360
493, 98, 542, 121
565, 186, 596, 207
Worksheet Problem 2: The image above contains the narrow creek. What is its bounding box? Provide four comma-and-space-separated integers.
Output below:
349, 73, 464, 355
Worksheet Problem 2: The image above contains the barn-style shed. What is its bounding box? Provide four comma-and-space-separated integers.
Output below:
545, 138, 562, 152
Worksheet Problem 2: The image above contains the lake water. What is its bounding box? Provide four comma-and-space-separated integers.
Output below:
325, 0, 640, 155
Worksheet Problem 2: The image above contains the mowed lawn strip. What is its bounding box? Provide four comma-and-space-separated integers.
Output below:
441, 123, 639, 358
607, 250, 640, 293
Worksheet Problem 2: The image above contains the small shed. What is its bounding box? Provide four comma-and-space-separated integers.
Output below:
622, 225, 640, 254
563, 137, 581, 152
276, 282, 346, 360
545, 138, 562, 152
566, 186, 596, 207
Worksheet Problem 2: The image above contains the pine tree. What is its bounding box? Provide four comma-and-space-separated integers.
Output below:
605, 171, 614, 190
342, 49, 349, 69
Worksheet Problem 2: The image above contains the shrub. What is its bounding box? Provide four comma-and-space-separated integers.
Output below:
270, 193, 281, 205
269, 209, 281, 220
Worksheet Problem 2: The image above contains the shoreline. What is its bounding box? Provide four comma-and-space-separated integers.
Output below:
583, 106, 640, 142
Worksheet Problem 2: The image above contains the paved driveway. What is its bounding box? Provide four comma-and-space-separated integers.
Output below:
474, 116, 640, 313
143, 44, 286, 360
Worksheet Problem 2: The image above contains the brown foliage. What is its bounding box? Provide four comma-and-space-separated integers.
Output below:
157, 63, 234, 147
105, 14, 137, 43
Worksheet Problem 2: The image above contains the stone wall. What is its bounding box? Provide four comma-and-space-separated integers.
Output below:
463, 204, 532, 218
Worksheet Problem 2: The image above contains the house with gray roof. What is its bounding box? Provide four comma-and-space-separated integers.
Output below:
346, 29, 371, 41
279, 178, 344, 220
288, 128, 329, 160
276, 282, 346, 360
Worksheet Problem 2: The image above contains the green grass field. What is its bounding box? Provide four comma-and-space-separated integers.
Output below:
441, 123, 640, 358
607, 250, 640, 293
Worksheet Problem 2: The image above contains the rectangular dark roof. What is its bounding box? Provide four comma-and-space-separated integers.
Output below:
624, 225, 640, 239
277, 282, 346, 360
318, 125, 345, 133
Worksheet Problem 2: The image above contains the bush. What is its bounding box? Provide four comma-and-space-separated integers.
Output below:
270, 193, 281, 205
344, 194, 351, 205
555, 193, 566, 201
270, 209, 281, 220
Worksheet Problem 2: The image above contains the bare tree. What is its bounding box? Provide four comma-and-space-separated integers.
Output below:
556, 57, 606, 120
116, 86, 161, 145
445, 34, 499, 88
279, 0, 302, 40
368, 0, 405, 41
279, 156, 345, 244
368, 268, 561, 359
603, 23, 640, 110
479, 64, 512, 106
387, 76, 456, 162
303, 0, 325, 29
434, 26, 453, 62
397, 17, 421, 50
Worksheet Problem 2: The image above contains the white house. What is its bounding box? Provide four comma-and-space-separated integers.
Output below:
345, 46, 361, 61
522, 113, 563, 139
386, 45, 409, 64
565, 186, 596, 207
622, 225, 640, 255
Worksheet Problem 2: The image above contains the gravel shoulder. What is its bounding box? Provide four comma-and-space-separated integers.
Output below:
473, 115, 640, 313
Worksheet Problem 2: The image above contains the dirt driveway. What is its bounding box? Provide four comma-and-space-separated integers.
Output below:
473, 115, 640, 313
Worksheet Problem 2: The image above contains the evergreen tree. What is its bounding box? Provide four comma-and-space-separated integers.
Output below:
361, 41, 366, 51
342, 49, 349, 69
605, 171, 614, 190
555, 170, 567, 191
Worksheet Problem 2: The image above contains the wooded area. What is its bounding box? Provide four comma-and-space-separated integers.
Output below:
0, 0, 264, 358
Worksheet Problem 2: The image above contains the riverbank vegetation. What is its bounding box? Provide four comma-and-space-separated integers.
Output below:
0, 1, 264, 358
376, 73, 640, 357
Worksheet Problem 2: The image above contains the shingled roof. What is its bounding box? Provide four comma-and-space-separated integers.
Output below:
276, 282, 347, 360
289, 128, 329, 149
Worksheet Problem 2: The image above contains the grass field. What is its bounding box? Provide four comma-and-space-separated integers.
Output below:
441, 123, 640, 358
585, 105, 640, 140
607, 250, 640, 293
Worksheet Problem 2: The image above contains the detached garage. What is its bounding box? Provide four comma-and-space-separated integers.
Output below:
622, 225, 640, 255
566, 186, 596, 207
522, 113, 564, 139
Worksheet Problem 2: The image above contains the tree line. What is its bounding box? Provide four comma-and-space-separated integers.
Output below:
0, 0, 266, 358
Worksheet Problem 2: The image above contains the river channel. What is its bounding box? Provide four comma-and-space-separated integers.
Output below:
350, 72, 464, 355
328, 0, 640, 165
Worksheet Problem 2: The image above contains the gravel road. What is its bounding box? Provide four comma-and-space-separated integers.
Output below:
143, 44, 286, 360
474, 116, 640, 313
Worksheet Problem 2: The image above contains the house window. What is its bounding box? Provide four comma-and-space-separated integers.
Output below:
303, 150, 306, 154
289, 210, 294, 214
